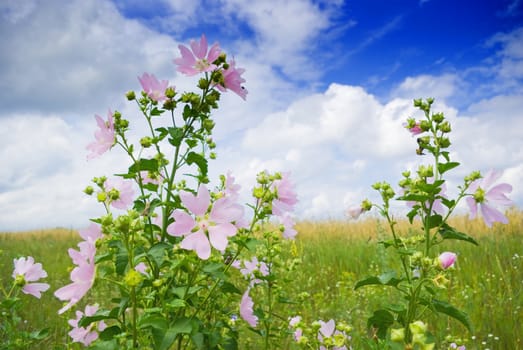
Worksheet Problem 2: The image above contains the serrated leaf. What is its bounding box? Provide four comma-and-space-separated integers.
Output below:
428, 299, 473, 332
128, 158, 159, 174
168, 127, 184, 147
78, 310, 112, 327
367, 309, 394, 339
186, 151, 208, 178
99, 326, 121, 341
355, 271, 403, 289
439, 224, 478, 246
151, 107, 164, 116
425, 214, 442, 229
438, 161, 460, 175
139, 314, 168, 330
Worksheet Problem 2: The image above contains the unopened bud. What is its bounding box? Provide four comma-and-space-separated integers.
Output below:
165, 86, 175, 99
126, 91, 136, 101
84, 186, 94, 195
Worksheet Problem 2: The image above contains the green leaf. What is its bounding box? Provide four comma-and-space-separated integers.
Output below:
355, 271, 403, 289
425, 214, 442, 229
438, 161, 460, 175
28, 328, 49, 340
438, 224, 478, 246
168, 127, 184, 147
115, 250, 128, 276
78, 310, 112, 327
99, 326, 121, 341
151, 107, 164, 116
139, 314, 168, 330
428, 299, 473, 332
148, 242, 171, 268
128, 158, 159, 174
186, 151, 208, 178
367, 309, 394, 339
89, 340, 119, 350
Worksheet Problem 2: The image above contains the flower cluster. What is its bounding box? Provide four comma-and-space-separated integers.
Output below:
12, 256, 50, 299
167, 183, 244, 260
68, 304, 107, 346
289, 317, 352, 349
54, 224, 102, 314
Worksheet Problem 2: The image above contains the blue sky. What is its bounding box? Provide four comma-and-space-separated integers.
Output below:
1, 0, 522, 231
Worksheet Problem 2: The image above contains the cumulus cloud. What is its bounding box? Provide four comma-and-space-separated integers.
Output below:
0, 0, 521, 231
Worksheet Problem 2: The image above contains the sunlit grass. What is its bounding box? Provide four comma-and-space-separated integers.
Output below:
1, 210, 522, 349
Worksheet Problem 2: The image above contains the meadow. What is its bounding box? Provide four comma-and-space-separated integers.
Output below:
1, 209, 522, 349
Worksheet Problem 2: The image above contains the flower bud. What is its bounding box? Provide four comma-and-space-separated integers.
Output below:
438, 252, 457, 269
198, 78, 209, 90
391, 328, 405, 342
419, 120, 431, 131
97, 192, 107, 203
84, 186, 94, 195
165, 86, 175, 99
124, 269, 143, 287
432, 112, 444, 123
140, 137, 153, 148
437, 137, 451, 148
438, 121, 451, 133
203, 119, 215, 132
126, 91, 136, 101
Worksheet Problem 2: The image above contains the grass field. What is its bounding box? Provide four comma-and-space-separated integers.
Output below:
1, 210, 522, 349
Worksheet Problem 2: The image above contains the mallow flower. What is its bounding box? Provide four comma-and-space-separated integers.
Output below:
438, 252, 457, 269
240, 288, 258, 327
174, 34, 221, 76
466, 169, 513, 227
138, 73, 169, 102
68, 304, 107, 346
215, 59, 248, 100
104, 178, 135, 210
271, 172, 298, 216
12, 256, 50, 298
86, 110, 115, 160
167, 184, 244, 260
55, 227, 100, 314
318, 319, 348, 350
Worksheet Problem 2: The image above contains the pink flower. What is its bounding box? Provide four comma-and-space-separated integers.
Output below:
223, 171, 241, 200
272, 172, 298, 216
215, 60, 248, 100
167, 184, 244, 260
174, 34, 222, 76
289, 316, 302, 341
438, 252, 457, 269
280, 213, 298, 239
346, 205, 364, 220
466, 169, 513, 227
104, 178, 135, 210
12, 256, 50, 298
138, 73, 169, 102
134, 262, 149, 276
86, 110, 115, 160
403, 120, 423, 136
68, 304, 107, 346
79, 223, 103, 243
240, 289, 258, 327
236, 257, 269, 286
318, 319, 348, 350
55, 239, 97, 314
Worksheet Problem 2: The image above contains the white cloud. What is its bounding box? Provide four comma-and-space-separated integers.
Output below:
0, 0, 521, 231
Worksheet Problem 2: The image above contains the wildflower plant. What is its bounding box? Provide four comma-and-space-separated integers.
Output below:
350, 98, 513, 349
0, 256, 50, 349
53, 34, 299, 349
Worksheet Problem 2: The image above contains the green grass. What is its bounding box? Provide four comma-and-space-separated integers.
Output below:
1, 211, 522, 349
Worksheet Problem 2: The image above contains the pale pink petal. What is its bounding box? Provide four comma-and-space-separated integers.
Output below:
466, 197, 478, 219
180, 231, 211, 260
22, 282, 50, 298
167, 210, 196, 236
240, 289, 258, 327
438, 252, 457, 269
210, 198, 244, 223
208, 225, 234, 251
180, 185, 210, 216
319, 319, 335, 337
